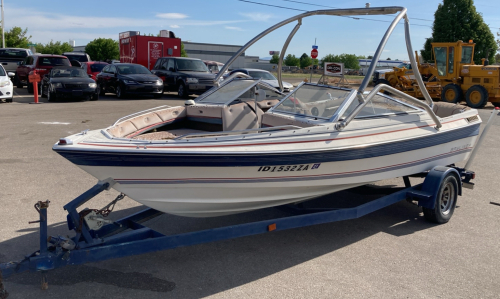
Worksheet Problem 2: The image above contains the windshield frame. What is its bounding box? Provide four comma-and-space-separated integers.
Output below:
268, 82, 356, 122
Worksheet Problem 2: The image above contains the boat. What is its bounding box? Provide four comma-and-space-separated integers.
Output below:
52, 6, 482, 217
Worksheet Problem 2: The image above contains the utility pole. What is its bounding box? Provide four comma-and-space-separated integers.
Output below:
1, 0, 4, 48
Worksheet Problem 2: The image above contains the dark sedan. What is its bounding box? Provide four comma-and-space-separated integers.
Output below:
96, 63, 163, 98
40, 67, 98, 102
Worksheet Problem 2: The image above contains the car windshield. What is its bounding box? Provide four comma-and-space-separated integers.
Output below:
273, 84, 352, 119
51, 68, 88, 78
90, 63, 107, 72
176, 59, 209, 72
0, 67, 5, 76
65, 54, 89, 62
116, 64, 151, 74
39, 57, 71, 67
248, 71, 276, 80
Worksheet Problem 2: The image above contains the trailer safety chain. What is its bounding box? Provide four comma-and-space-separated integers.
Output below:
76, 193, 126, 233
0, 268, 8, 299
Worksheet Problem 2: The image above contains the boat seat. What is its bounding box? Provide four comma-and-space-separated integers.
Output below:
186, 105, 223, 125
256, 98, 281, 109
261, 113, 317, 128
432, 102, 470, 118
107, 121, 139, 138
107, 107, 187, 138
222, 102, 263, 131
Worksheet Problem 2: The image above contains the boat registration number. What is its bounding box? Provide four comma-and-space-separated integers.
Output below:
257, 163, 321, 172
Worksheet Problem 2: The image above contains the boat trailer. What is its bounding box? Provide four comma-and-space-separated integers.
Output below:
0, 165, 476, 297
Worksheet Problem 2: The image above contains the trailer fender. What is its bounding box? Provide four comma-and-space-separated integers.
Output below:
410, 166, 462, 209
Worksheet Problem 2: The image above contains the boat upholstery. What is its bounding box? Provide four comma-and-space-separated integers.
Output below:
432, 102, 470, 118
107, 106, 187, 138
222, 102, 263, 131
256, 99, 281, 109
261, 113, 317, 128
186, 105, 223, 124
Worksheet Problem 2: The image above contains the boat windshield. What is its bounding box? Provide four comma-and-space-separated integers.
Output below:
273, 84, 352, 119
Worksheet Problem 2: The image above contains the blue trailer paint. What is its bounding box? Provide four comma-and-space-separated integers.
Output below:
0, 166, 475, 291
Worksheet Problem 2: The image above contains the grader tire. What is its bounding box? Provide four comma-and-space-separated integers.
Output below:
441, 84, 462, 104
465, 85, 488, 108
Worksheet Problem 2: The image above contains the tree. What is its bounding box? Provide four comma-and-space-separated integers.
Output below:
312, 58, 319, 66
367, 55, 373, 59
85, 38, 119, 61
35, 41, 73, 55
269, 54, 279, 64
495, 53, 500, 63
0, 27, 32, 48
181, 42, 188, 57
284, 54, 300, 67
421, 0, 497, 64
386, 57, 391, 60
320, 53, 360, 69
357, 55, 367, 59
421, 38, 434, 62
299, 53, 312, 68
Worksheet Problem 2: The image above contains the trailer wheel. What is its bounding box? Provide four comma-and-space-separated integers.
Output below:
441, 84, 462, 103
178, 83, 188, 98
492, 102, 500, 108
423, 173, 458, 224
375, 79, 392, 95
465, 85, 488, 108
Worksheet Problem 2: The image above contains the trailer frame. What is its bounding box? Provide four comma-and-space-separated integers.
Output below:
0, 166, 475, 296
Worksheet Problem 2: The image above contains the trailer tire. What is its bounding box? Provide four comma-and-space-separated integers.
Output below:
492, 102, 500, 108
423, 173, 458, 224
441, 84, 462, 103
465, 85, 488, 108
375, 79, 392, 95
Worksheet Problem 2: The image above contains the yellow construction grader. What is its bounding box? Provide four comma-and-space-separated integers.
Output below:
376, 40, 500, 108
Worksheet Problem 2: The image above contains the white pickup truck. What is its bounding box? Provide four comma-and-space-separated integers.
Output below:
0, 48, 32, 74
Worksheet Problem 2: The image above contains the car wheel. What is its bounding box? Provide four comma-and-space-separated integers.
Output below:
116, 85, 125, 99
90, 93, 99, 101
27, 79, 33, 94
97, 83, 105, 96
40, 84, 47, 98
14, 74, 23, 88
178, 83, 188, 98
6, 97, 13, 103
47, 91, 56, 102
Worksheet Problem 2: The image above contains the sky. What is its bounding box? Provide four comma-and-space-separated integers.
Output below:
4, 0, 500, 61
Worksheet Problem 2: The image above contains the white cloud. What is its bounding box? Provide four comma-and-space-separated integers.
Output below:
170, 25, 180, 28
225, 26, 244, 31
239, 12, 273, 22
156, 13, 188, 19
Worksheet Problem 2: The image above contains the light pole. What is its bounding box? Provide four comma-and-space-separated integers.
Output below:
1, 0, 4, 48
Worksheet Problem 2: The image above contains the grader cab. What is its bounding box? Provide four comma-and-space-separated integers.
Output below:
379, 40, 500, 108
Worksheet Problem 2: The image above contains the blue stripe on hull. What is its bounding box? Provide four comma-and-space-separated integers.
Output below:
115, 149, 471, 184
53, 124, 479, 167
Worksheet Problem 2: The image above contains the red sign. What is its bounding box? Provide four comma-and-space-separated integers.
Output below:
311, 49, 318, 59
28, 73, 41, 83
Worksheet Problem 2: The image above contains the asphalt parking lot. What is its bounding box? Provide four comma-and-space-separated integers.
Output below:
1, 86, 500, 298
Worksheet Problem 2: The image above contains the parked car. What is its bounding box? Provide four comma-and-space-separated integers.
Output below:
82, 61, 108, 80
96, 63, 163, 98
227, 68, 294, 92
15, 54, 71, 93
151, 57, 216, 98
63, 52, 91, 63
0, 48, 32, 75
0, 64, 15, 102
40, 66, 98, 102
203, 60, 226, 74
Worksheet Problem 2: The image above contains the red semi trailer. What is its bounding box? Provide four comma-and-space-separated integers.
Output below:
119, 31, 181, 70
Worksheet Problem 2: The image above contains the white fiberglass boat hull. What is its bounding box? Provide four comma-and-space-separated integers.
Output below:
72, 131, 476, 217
